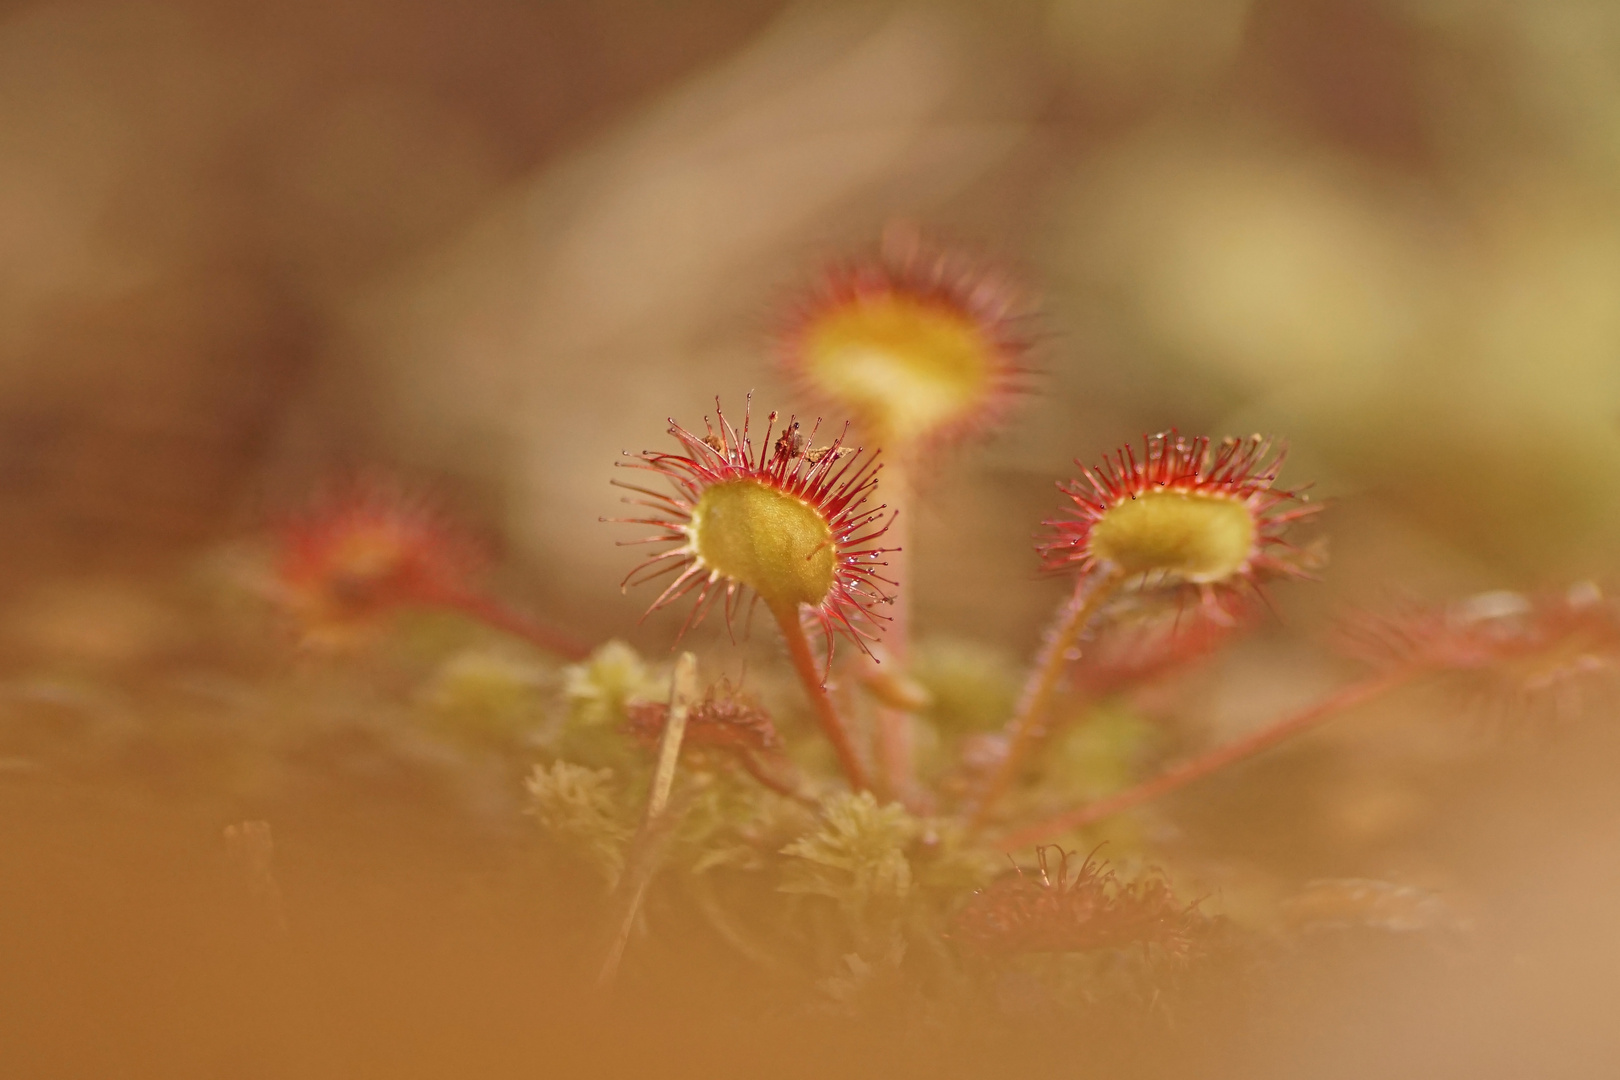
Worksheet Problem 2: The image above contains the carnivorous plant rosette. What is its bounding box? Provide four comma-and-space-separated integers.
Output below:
780, 229, 1031, 452
969, 431, 1321, 825
274, 480, 588, 657
779, 228, 1033, 801
612, 398, 896, 789
276, 482, 480, 646
951, 846, 1211, 958
1038, 431, 1320, 610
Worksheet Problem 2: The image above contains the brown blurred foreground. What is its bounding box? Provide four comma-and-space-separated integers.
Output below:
5, 731, 1620, 1080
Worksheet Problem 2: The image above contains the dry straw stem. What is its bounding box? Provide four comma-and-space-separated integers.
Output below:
625, 687, 814, 804
222, 820, 289, 936
595, 651, 699, 991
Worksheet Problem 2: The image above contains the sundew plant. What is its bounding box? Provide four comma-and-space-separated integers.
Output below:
239, 232, 1620, 1044
14, 4, 1620, 1077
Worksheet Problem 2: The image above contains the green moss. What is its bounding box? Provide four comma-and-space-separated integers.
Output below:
523, 760, 632, 884
563, 640, 661, 728
1042, 705, 1159, 803
780, 791, 917, 918
421, 648, 551, 740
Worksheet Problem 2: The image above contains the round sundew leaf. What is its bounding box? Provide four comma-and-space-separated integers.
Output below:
691, 479, 837, 609
613, 399, 896, 664
1038, 431, 1320, 604
781, 234, 1032, 452
1087, 490, 1256, 584
802, 294, 994, 445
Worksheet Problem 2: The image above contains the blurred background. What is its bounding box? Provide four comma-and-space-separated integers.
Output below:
4, 0, 1620, 1076
8, 0, 1620, 646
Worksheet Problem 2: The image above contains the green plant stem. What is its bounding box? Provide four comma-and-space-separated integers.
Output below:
772, 600, 871, 792
435, 589, 593, 661
967, 569, 1122, 829
595, 652, 698, 991
872, 455, 918, 806
995, 666, 1421, 851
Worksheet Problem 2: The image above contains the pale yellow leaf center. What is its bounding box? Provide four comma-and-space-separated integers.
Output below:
691, 479, 837, 609
803, 294, 994, 444
1087, 490, 1256, 583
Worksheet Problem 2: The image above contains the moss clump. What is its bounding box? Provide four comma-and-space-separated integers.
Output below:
524, 760, 632, 884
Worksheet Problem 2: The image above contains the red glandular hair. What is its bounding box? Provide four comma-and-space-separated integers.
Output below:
779, 228, 1033, 452
275, 480, 483, 641
1039, 431, 1321, 615
1338, 583, 1620, 728
624, 681, 781, 755
951, 846, 1210, 957
613, 397, 896, 665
